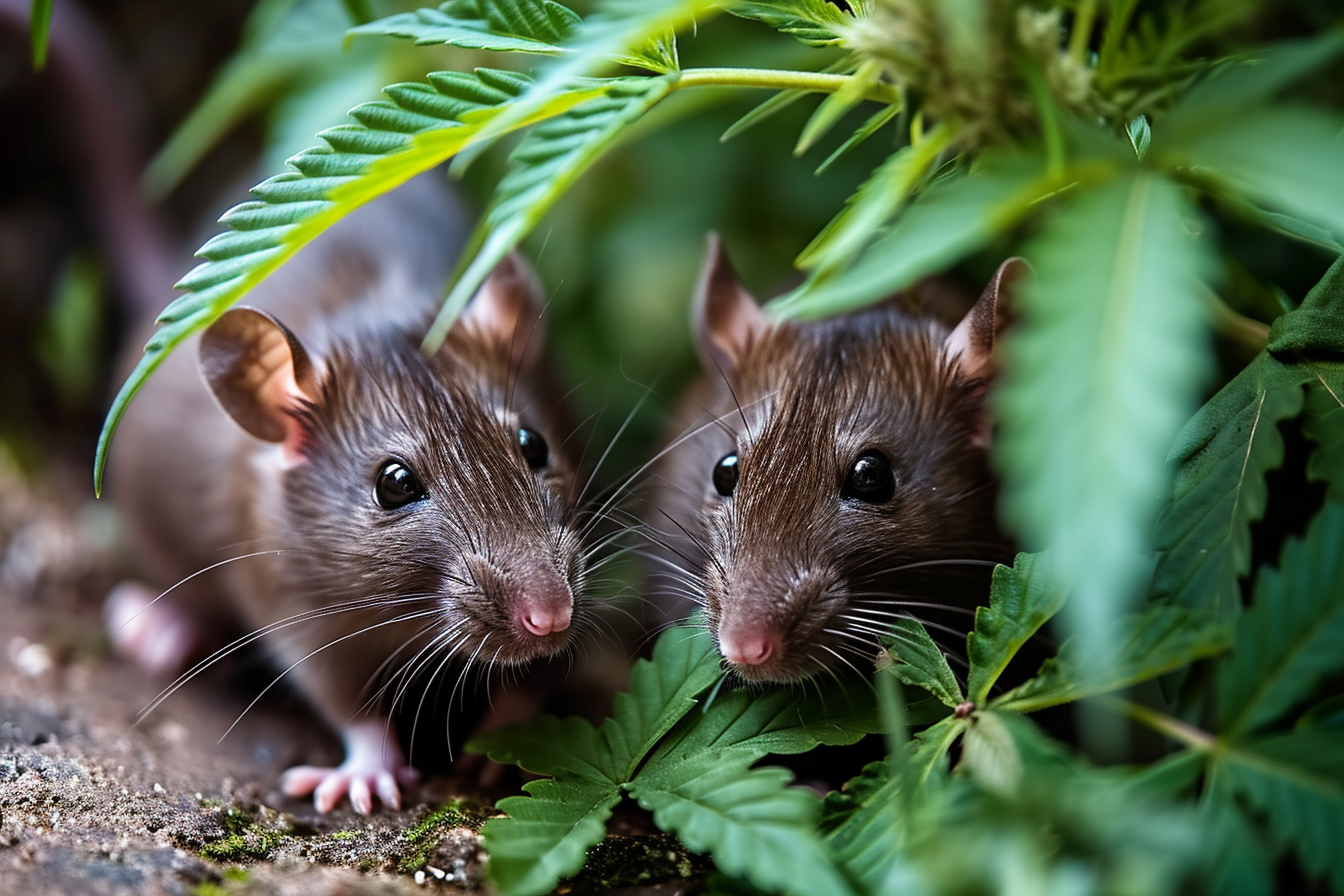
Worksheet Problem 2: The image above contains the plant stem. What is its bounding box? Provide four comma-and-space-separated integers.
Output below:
1096, 696, 1217, 751
1069, 0, 1097, 65
1206, 289, 1270, 354
674, 67, 902, 106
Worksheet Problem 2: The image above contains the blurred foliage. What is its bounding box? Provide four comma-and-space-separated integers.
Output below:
62, 0, 1344, 891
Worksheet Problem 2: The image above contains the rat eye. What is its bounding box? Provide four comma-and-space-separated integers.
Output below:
843, 450, 895, 504
518, 427, 549, 470
375, 460, 426, 509
713, 453, 739, 497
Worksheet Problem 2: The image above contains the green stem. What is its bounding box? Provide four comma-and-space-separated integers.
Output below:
1206, 288, 1270, 355
1069, 0, 1097, 65
1096, 696, 1217, 751
674, 67, 902, 106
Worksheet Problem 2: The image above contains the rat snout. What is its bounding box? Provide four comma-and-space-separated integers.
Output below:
517, 595, 572, 636
718, 624, 777, 667
507, 562, 574, 640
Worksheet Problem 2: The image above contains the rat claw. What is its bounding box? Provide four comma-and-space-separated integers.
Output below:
349, 777, 373, 815
375, 772, 400, 811
314, 772, 349, 814
280, 766, 325, 797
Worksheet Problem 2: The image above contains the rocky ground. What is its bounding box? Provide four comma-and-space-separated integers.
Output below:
0, 454, 702, 896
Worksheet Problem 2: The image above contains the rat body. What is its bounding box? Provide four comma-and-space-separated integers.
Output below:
106, 175, 588, 812
647, 240, 1021, 684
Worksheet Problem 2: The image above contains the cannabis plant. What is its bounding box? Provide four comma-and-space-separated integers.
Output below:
48, 0, 1344, 891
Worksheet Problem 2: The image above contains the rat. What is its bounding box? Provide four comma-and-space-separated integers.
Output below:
103, 173, 590, 813
645, 237, 1022, 684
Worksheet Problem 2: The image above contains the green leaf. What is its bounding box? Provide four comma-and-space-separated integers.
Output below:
880, 617, 963, 709
349, 0, 581, 53
652, 679, 880, 764
1200, 775, 1273, 896
1219, 501, 1344, 737
992, 605, 1232, 713
1219, 729, 1344, 893
483, 778, 622, 896
1266, 253, 1344, 357
796, 123, 949, 274
1161, 106, 1344, 244
965, 553, 1065, 707
721, 87, 809, 143
29, 0, 53, 70
996, 172, 1215, 671
794, 59, 881, 155
467, 714, 612, 782
813, 102, 899, 174
94, 68, 607, 495
1150, 354, 1307, 620
772, 153, 1057, 320
725, 0, 851, 47
425, 76, 675, 350
630, 752, 856, 896
1305, 382, 1344, 501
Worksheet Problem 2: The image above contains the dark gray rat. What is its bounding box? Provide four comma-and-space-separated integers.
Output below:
646, 238, 1023, 684
105, 174, 589, 813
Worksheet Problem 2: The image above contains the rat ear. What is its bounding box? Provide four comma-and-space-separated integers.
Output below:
459, 252, 546, 371
694, 234, 766, 377
944, 257, 1028, 382
199, 307, 320, 461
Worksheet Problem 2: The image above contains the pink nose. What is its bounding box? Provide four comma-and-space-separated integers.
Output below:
720, 629, 776, 666
519, 603, 571, 636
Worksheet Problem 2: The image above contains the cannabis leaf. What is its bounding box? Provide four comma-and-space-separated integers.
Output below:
726, 0, 852, 47
965, 552, 1065, 707
350, 0, 581, 53
1218, 500, 1344, 737
1150, 355, 1305, 620
426, 76, 676, 348
94, 67, 611, 494
772, 153, 1055, 319
992, 605, 1232, 713
630, 753, 856, 896
996, 171, 1215, 670
880, 616, 963, 709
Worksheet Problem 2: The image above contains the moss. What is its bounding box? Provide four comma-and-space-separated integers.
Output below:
329, 830, 358, 841
198, 806, 291, 862
395, 800, 472, 874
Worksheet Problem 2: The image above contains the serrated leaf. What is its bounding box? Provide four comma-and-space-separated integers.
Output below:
425, 75, 675, 349
823, 758, 915, 893
1200, 778, 1273, 896
1219, 501, 1344, 737
1160, 106, 1344, 244
29, 0, 53, 70
965, 553, 1065, 707
796, 123, 949, 273
726, 0, 851, 47
1150, 355, 1306, 620
1266, 253, 1344, 357
653, 679, 880, 764
350, 0, 581, 53
1305, 384, 1344, 501
721, 88, 809, 143
631, 752, 856, 896
95, 69, 608, 494
772, 153, 1057, 320
794, 59, 881, 155
482, 778, 622, 896
881, 617, 963, 708
467, 713, 611, 782
992, 605, 1232, 713
996, 172, 1215, 674
1218, 729, 1344, 893
814, 102, 899, 174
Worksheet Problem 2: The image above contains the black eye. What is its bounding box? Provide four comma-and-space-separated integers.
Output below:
375, 460, 427, 509
518, 427, 549, 470
713, 453, 739, 497
843, 450, 895, 504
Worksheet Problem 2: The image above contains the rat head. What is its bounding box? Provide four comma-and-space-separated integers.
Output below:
687, 239, 1021, 684
198, 255, 585, 668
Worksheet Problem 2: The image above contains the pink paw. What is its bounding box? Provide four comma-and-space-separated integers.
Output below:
280, 762, 419, 814
104, 581, 199, 676
280, 720, 418, 814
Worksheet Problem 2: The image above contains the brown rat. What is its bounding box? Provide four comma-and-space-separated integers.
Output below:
645, 238, 1022, 684
105, 174, 590, 813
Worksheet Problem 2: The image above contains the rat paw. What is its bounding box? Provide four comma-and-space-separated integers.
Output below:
104, 581, 200, 676
281, 762, 419, 814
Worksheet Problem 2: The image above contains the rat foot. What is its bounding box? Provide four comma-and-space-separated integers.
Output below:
104, 581, 201, 676
281, 720, 418, 814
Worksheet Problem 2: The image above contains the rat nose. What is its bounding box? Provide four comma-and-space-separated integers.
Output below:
519, 602, 571, 636
720, 628, 776, 666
